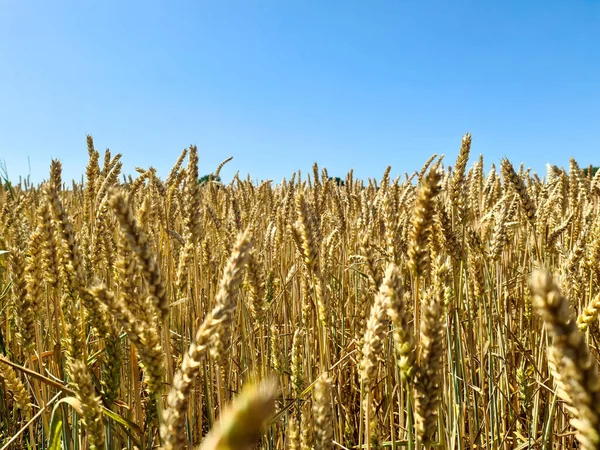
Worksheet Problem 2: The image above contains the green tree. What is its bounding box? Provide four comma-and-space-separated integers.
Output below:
198, 173, 222, 184
582, 166, 599, 177
329, 176, 345, 186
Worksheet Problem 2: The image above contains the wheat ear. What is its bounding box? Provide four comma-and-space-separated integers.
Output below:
530, 270, 600, 450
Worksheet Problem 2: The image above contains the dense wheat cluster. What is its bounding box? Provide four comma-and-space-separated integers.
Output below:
2, 134, 600, 449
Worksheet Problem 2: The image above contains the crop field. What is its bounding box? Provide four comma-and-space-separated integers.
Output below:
2, 133, 600, 449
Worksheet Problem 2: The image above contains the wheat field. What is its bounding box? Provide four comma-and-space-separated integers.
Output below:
1, 134, 600, 449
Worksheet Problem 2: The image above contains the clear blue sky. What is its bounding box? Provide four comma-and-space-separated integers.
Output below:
1, 1, 599, 184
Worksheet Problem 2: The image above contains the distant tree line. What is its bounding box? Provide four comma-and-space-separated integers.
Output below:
198, 174, 221, 184
198, 174, 346, 186
196, 167, 599, 186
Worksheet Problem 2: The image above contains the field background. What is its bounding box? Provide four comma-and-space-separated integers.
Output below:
2, 134, 600, 450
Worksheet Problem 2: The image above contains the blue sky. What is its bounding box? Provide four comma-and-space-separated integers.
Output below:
1, 1, 599, 184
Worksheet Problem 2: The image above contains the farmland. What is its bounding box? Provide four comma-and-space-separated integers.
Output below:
1, 133, 600, 449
